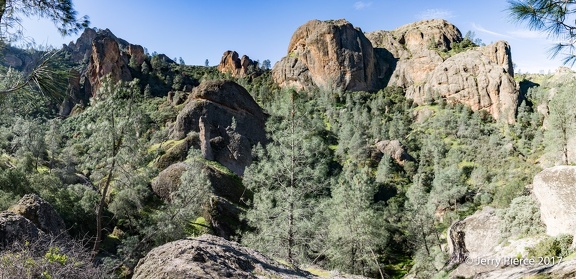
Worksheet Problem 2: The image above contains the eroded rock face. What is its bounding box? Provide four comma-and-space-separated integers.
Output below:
87, 33, 133, 96
133, 234, 309, 279
532, 166, 576, 237
424, 43, 518, 122
0, 211, 44, 249
375, 140, 414, 165
273, 19, 378, 92
366, 19, 518, 122
217, 50, 258, 78
171, 80, 266, 176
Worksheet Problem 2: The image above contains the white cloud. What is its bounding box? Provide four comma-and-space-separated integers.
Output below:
507, 29, 546, 39
354, 1, 372, 10
472, 23, 511, 38
417, 9, 454, 20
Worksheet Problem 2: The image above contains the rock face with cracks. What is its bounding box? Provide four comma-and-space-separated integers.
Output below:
272, 19, 378, 92
171, 80, 266, 176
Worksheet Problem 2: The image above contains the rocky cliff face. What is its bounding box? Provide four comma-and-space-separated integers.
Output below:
171, 80, 267, 176
366, 19, 518, 122
423, 42, 517, 122
272, 19, 378, 92
217, 50, 259, 78
274, 19, 518, 122
60, 28, 149, 116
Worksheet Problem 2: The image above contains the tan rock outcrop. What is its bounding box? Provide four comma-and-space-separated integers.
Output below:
366, 19, 518, 122
217, 50, 258, 78
532, 166, 576, 237
272, 19, 378, 92
87, 33, 133, 96
133, 234, 310, 279
423, 43, 518, 122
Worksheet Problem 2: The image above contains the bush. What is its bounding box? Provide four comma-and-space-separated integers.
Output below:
0, 237, 103, 279
499, 196, 544, 239
526, 234, 574, 259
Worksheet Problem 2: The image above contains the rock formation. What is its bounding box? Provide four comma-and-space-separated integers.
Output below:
59, 28, 154, 116
0, 194, 67, 249
8, 194, 67, 236
171, 80, 267, 176
532, 166, 576, 237
151, 159, 251, 239
273, 19, 378, 92
423, 42, 517, 122
217, 50, 259, 78
374, 140, 414, 165
366, 19, 518, 123
133, 234, 312, 279
87, 32, 133, 96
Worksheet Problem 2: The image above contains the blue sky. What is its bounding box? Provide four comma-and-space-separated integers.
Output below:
18, 0, 566, 73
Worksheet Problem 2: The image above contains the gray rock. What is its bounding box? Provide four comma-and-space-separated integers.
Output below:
532, 166, 576, 237
133, 234, 311, 279
0, 211, 44, 249
171, 80, 266, 176
8, 194, 67, 236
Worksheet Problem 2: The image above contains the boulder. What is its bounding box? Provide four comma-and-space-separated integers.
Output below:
0, 211, 44, 249
151, 162, 187, 201
272, 19, 378, 92
151, 160, 250, 239
217, 50, 259, 78
132, 234, 309, 279
532, 166, 576, 237
171, 80, 267, 176
8, 194, 67, 236
374, 140, 414, 165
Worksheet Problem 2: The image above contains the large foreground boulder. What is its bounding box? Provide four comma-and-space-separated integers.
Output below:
132, 234, 308, 279
273, 19, 378, 92
171, 80, 267, 176
532, 166, 576, 237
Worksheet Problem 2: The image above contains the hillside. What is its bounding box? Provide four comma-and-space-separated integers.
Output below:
1, 18, 576, 279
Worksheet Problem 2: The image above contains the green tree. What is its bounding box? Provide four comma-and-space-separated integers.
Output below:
545, 86, 576, 164
242, 92, 330, 267
326, 164, 387, 278
508, 0, 576, 65
67, 76, 149, 254
0, 0, 89, 97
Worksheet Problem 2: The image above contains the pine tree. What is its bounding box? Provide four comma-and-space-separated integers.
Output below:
326, 164, 387, 277
242, 91, 330, 267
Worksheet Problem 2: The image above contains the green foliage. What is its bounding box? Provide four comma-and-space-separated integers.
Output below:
326, 164, 388, 277
242, 91, 330, 267
526, 234, 574, 259
0, 238, 103, 279
508, 0, 576, 65
499, 196, 545, 239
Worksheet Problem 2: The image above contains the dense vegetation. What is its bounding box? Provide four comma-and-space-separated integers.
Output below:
1, 38, 571, 278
